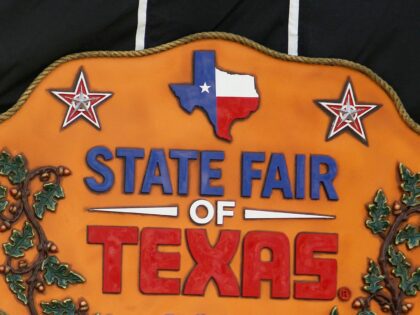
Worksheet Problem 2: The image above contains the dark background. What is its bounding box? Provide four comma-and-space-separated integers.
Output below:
0, 0, 419, 122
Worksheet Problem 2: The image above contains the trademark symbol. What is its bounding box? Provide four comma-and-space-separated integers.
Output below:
337, 287, 352, 301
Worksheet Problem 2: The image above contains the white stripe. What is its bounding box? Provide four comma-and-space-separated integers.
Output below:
89, 206, 178, 217
244, 209, 335, 220
215, 69, 258, 97
287, 0, 300, 56
135, 0, 149, 50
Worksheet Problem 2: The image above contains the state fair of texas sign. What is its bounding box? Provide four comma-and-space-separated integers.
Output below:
0, 33, 418, 315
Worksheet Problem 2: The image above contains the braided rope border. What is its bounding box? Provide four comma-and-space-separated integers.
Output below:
0, 31, 419, 134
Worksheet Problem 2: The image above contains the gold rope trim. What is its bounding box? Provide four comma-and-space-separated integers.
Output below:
0, 31, 419, 133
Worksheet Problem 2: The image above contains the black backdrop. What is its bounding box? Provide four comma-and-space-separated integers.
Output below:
0, 0, 419, 122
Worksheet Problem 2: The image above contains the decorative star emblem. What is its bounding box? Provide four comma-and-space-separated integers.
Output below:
199, 82, 211, 93
50, 69, 112, 129
316, 79, 380, 144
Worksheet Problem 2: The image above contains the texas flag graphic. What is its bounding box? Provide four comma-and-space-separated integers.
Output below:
170, 51, 260, 141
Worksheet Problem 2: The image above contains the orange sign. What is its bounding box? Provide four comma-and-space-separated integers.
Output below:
0, 33, 418, 315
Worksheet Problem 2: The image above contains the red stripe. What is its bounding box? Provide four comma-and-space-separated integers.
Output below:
216, 97, 259, 141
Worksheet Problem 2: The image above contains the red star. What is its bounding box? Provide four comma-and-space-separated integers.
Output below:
50, 69, 112, 129
316, 80, 380, 144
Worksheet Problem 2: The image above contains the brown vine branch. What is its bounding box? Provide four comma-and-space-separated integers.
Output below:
377, 204, 419, 315
8, 166, 61, 315
0, 164, 90, 315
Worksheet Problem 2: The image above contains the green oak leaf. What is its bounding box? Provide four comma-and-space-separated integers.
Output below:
406, 268, 420, 295
399, 163, 420, 206
388, 245, 419, 296
357, 311, 376, 315
366, 190, 391, 234
0, 185, 8, 212
0, 151, 27, 184
40, 299, 76, 315
41, 255, 85, 288
33, 183, 64, 219
330, 306, 338, 315
5, 273, 27, 305
363, 260, 384, 294
3, 221, 34, 258
396, 225, 420, 249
